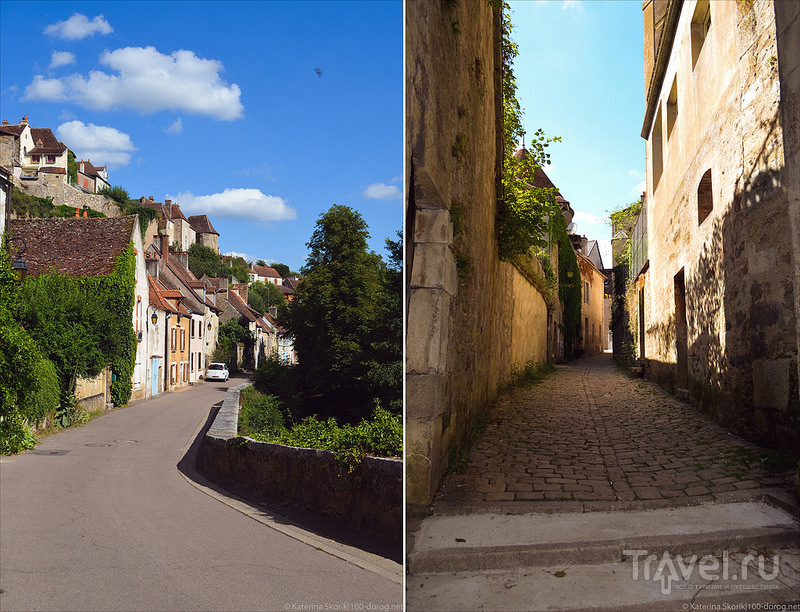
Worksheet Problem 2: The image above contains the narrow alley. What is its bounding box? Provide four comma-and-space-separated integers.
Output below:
436, 354, 794, 508
408, 355, 799, 611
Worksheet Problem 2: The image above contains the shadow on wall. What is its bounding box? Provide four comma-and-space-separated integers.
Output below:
654, 110, 799, 453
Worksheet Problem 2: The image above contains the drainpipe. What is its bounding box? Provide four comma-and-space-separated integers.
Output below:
164, 312, 171, 392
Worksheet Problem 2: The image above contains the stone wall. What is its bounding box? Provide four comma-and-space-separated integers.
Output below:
406, 1, 550, 509
201, 383, 402, 542
17, 177, 118, 216
642, 0, 800, 452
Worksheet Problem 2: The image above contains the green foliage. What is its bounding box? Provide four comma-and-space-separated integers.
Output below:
553, 214, 581, 360
497, 3, 561, 260
188, 243, 224, 278
67, 150, 77, 185
282, 206, 400, 421
122, 204, 159, 242
239, 387, 285, 438
246, 394, 403, 472
0, 240, 60, 453
271, 263, 291, 278
97, 185, 131, 206
10, 243, 136, 408
248, 281, 285, 314
49, 205, 106, 218
9, 187, 54, 218
215, 319, 251, 369
253, 354, 299, 415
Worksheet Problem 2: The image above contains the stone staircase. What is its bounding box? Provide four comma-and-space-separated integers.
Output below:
407, 497, 800, 611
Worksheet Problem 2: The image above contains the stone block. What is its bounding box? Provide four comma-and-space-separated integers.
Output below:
753, 358, 791, 410
410, 242, 458, 294
406, 288, 451, 374
415, 208, 453, 245
406, 373, 447, 421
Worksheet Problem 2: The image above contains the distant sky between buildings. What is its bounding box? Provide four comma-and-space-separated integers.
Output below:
0, 1, 402, 272
510, 0, 646, 268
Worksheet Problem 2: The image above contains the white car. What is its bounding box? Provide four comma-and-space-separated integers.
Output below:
206, 362, 229, 381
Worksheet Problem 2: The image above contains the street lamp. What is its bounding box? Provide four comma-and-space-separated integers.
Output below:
8, 237, 28, 283
151, 312, 158, 326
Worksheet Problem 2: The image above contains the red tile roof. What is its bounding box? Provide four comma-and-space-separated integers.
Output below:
227, 288, 257, 322
77, 160, 102, 178
28, 129, 68, 155
187, 214, 219, 236
252, 264, 281, 278
8, 216, 136, 278
37, 166, 66, 174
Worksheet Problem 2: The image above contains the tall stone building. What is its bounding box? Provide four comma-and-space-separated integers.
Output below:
639, 0, 799, 451
406, 2, 557, 510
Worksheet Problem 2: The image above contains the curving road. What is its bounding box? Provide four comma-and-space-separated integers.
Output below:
0, 378, 402, 611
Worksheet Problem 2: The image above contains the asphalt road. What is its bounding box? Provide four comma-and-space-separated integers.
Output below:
0, 378, 402, 611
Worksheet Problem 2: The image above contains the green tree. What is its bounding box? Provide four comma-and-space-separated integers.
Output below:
188, 243, 223, 279
272, 263, 290, 278
248, 281, 285, 314
282, 205, 385, 421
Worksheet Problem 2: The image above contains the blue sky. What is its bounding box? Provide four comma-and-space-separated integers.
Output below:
0, 1, 402, 272
510, 0, 645, 268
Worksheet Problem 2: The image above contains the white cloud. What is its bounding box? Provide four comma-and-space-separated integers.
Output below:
56, 120, 136, 168
49, 51, 76, 69
23, 46, 244, 120
631, 180, 647, 197
573, 211, 602, 225
44, 14, 113, 40
363, 182, 400, 200
165, 117, 182, 134
169, 188, 296, 224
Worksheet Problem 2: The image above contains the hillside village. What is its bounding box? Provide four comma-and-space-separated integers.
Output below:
1, 115, 298, 412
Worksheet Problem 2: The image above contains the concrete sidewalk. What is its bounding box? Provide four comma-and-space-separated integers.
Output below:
407, 354, 799, 611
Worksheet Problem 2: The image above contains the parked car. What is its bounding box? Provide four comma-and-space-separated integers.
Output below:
206, 362, 229, 381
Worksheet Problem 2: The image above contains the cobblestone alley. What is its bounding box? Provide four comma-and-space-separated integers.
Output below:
435, 354, 795, 509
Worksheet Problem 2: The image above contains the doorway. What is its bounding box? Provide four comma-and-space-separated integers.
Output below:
674, 269, 688, 389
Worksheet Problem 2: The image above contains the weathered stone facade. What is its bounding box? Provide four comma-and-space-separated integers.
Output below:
640, 0, 800, 452
406, 2, 551, 509
16, 176, 118, 216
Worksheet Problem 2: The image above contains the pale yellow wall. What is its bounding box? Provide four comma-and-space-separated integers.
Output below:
509, 263, 549, 369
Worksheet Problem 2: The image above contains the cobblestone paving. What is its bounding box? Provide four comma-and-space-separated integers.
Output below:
436, 354, 794, 506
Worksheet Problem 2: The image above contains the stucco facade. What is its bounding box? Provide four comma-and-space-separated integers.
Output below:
641, 0, 800, 450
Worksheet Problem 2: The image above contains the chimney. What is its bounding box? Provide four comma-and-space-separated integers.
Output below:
20, 115, 28, 125
268, 306, 277, 318
234, 283, 248, 305
581, 235, 588, 255
160, 231, 169, 262
2, 120, 8, 125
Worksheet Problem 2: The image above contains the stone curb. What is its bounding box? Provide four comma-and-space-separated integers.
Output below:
432, 488, 799, 518
408, 525, 800, 575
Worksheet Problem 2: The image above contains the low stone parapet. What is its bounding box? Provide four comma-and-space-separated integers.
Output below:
201, 382, 402, 542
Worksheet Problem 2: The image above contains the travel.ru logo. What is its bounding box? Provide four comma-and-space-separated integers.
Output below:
624, 549, 781, 595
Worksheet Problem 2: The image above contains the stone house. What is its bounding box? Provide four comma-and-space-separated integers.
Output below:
638, 0, 799, 451
76, 160, 110, 193
576, 251, 608, 356
146, 234, 221, 384
0, 116, 68, 183
7, 215, 149, 406
249, 264, 282, 285
407, 1, 560, 509
187, 214, 220, 254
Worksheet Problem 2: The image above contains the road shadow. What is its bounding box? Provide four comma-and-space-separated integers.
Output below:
176, 401, 401, 565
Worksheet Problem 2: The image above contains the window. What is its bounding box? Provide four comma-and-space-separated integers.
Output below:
584, 281, 591, 305
170, 363, 177, 384
691, 0, 711, 70
180, 328, 186, 351
32, 155, 40, 163
47, 155, 56, 164
190, 319, 194, 338
136, 297, 142, 334
171, 326, 176, 352
698, 169, 713, 224
652, 107, 664, 188
667, 77, 678, 139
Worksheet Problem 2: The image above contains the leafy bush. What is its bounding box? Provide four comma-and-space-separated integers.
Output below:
239, 387, 285, 438
242, 386, 402, 471
0, 413, 37, 455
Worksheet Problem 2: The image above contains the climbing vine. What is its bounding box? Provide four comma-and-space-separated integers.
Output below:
497, 1, 561, 261
553, 214, 581, 360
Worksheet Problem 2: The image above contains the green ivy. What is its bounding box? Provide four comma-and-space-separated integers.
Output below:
497, 2, 561, 260
554, 214, 581, 360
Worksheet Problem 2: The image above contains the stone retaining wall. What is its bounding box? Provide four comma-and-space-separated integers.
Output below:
201, 382, 402, 542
